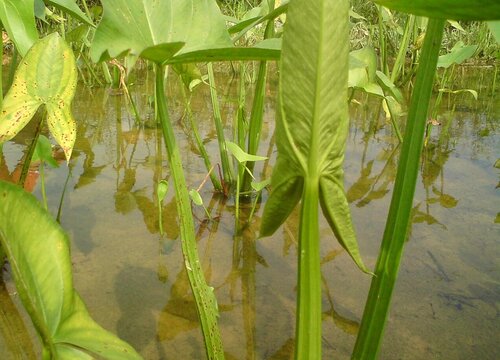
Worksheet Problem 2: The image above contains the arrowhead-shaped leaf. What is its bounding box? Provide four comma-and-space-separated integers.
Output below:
0, 180, 142, 359
373, 0, 500, 21
260, 0, 367, 272
0, 33, 77, 160
90, 0, 232, 63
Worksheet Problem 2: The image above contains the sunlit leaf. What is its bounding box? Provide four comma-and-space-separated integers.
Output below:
0, 180, 142, 359
157, 179, 169, 203
226, 141, 267, 163
0, 0, 38, 56
487, 21, 500, 43
90, 0, 232, 64
0, 33, 77, 161
260, 0, 367, 271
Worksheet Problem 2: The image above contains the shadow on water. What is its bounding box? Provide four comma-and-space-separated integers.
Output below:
0, 66, 498, 359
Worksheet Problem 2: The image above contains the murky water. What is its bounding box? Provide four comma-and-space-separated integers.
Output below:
1, 65, 498, 359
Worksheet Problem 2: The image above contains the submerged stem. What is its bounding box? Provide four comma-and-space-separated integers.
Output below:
155, 64, 224, 360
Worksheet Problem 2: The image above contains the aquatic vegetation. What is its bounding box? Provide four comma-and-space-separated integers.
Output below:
0, 0, 498, 358
0, 180, 141, 359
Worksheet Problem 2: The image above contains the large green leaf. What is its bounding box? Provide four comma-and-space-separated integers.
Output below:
372, 0, 500, 20
0, 180, 142, 359
260, 0, 368, 357
437, 41, 478, 68
0, 0, 38, 56
260, 0, 368, 272
0, 33, 77, 160
90, 0, 232, 63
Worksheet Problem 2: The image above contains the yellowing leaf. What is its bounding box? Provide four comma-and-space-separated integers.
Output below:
0, 33, 78, 161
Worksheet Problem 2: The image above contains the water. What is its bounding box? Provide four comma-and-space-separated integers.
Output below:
1, 66, 498, 359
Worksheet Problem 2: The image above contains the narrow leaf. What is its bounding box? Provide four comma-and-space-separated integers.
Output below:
373, 0, 500, 20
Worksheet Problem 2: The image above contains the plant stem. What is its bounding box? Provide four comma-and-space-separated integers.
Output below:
296, 178, 321, 359
18, 116, 43, 188
208, 63, 233, 191
352, 18, 445, 359
155, 64, 224, 360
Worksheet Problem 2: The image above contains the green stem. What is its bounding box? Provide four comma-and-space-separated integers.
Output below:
390, 14, 415, 84
352, 18, 445, 359
18, 117, 43, 188
179, 83, 222, 191
40, 162, 47, 210
155, 64, 224, 360
296, 178, 321, 359
208, 63, 233, 190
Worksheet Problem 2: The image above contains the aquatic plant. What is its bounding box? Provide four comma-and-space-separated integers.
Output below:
0, 180, 141, 359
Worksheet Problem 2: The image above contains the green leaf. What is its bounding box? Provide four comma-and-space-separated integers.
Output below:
189, 189, 204, 206
487, 21, 500, 43
437, 41, 478, 68
33, 135, 59, 168
166, 40, 281, 64
0, 180, 142, 359
0, 33, 78, 161
251, 178, 271, 192
372, 0, 500, 20
157, 180, 169, 203
90, 0, 232, 64
261, 3, 369, 357
0, 0, 38, 56
226, 141, 267, 163
45, 0, 94, 26
261, 0, 367, 271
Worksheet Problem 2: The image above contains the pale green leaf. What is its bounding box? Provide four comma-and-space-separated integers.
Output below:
0, 180, 142, 359
437, 41, 478, 68
0, 0, 38, 56
226, 141, 267, 163
0, 33, 78, 161
372, 0, 500, 20
90, 0, 232, 63
189, 189, 204, 206
33, 135, 59, 168
251, 179, 271, 192
487, 21, 500, 44
157, 180, 169, 202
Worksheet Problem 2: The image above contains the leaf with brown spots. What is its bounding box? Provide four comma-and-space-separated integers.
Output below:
0, 32, 77, 161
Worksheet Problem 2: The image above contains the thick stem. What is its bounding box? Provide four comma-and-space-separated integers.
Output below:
155, 64, 224, 360
352, 18, 446, 359
296, 178, 321, 359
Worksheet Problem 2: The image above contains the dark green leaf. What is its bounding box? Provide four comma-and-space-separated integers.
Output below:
372, 0, 500, 20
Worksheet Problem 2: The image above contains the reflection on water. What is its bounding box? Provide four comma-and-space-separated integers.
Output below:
0, 67, 498, 359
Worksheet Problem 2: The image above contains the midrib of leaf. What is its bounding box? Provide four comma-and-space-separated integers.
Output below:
308, 1, 326, 182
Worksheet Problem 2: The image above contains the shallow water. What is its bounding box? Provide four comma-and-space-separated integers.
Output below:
1, 66, 499, 359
